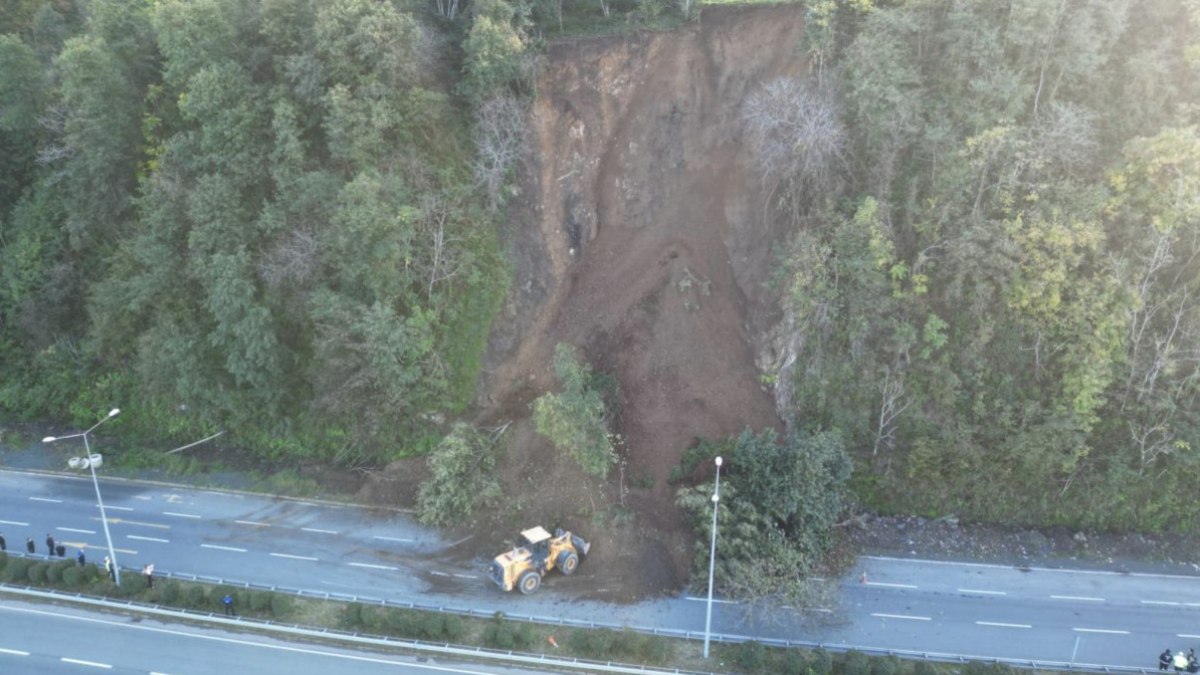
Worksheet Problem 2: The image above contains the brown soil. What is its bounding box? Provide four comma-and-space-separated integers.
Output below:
361, 5, 809, 601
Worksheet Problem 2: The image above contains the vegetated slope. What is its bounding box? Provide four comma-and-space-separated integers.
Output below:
474, 5, 805, 593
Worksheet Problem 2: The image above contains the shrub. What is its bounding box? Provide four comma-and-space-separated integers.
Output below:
269, 593, 292, 617
619, 628, 673, 665
81, 562, 99, 582
568, 627, 617, 659
0, 551, 7, 571
26, 563, 47, 584
249, 590, 272, 612
482, 612, 534, 650
779, 650, 807, 675
121, 571, 148, 595
810, 648, 833, 675
341, 602, 365, 628
44, 561, 63, 583
158, 581, 181, 605
913, 662, 938, 675
4, 557, 30, 582
61, 565, 84, 587
185, 584, 208, 609
843, 651, 871, 675
873, 656, 905, 675
731, 641, 768, 671
440, 615, 466, 641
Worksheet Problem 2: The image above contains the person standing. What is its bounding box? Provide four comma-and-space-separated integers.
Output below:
0, 532, 6, 551
1175, 650, 1189, 673
1164, 649, 1175, 671
143, 563, 154, 589
103, 556, 114, 581
25, 537, 34, 554
76, 549, 85, 567
44, 533, 54, 558
222, 593, 235, 617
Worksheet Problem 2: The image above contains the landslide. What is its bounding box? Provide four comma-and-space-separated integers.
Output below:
364, 5, 808, 601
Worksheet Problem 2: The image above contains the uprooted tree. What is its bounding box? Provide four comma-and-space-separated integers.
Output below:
532, 343, 617, 478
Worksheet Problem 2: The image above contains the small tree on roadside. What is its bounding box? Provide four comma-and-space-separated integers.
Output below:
417, 422, 505, 526
533, 343, 617, 477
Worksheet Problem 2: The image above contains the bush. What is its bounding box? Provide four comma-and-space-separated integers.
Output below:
0, 551, 7, 571
810, 648, 833, 675
913, 662, 938, 675
843, 651, 871, 675
341, 602, 366, 628
731, 641, 768, 671
4, 558, 30, 582
619, 628, 674, 665
249, 590, 272, 612
61, 565, 84, 587
81, 562, 99, 582
873, 656, 905, 675
185, 584, 208, 609
270, 593, 292, 617
44, 561, 64, 583
441, 615, 466, 641
26, 563, 47, 584
482, 612, 535, 650
568, 627, 617, 659
779, 650, 807, 675
120, 571, 148, 595
158, 581, 181, 605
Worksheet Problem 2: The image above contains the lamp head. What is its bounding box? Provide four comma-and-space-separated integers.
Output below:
711, 493, 720, 504
107, 408, 120, 418
715, 456, 723, 467
42, 436, 56, 443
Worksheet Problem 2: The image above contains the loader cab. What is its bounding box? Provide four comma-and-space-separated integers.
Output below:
520, 526, 553, 567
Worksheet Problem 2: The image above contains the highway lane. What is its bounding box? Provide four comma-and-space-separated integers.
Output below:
0, 599, 560, 675
3, 468, 1199, 667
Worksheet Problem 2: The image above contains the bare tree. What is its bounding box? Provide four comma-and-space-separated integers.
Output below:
741, 77, 846, 218
873, 368, 911, 456
434, 0, 460, 20
419, 194, 464, 297
472, 94, 528, 210
258, 228, 319, 290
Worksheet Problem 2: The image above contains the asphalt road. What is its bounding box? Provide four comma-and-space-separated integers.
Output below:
2, 468, 1197, 668
0, 599, 560, 675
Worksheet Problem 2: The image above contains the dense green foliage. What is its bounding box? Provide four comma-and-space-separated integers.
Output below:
532, 342, 617, 477
677, 428, 850, 605
0, 0, 523, 461
417, 422, 504, 525
767, 0, 1200, 530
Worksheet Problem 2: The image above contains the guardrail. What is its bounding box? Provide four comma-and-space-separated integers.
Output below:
0, 550, 1165, 674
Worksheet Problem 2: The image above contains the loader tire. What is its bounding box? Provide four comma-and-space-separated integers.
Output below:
518, 570, 541, 594
557, 551, 579, 575
571, 535, 589, 558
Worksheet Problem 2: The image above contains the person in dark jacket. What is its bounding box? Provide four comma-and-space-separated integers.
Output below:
25, 537, 34, 554
45, 534, 55, 558
0, 532, 5, 551
1164, 650, 1176, 671
76, 549, 85, 567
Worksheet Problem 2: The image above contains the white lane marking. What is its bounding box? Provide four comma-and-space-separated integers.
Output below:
58, 527, 96, 534
372, 535, 414, 543
1051, 595, 1104, 602
1179, 634, 1200, 639
201, 544, 246, 553
1074, 627, 1129, 634
453, 574, 478, 580
133, 496, 152, 501
29, 496, 62, 503
865, 581, 918, 589
1143, 600, 1181, 606
61, 657, 113, 668
871, 613, 931, 621
863, 555, 1200, 580
976, 621, 1031, 628
0, 604, 499, 674
101, 505, 134, 512
0, 519, 29, 526
302, 527, 338, 535
127, 535, 170, 543
235, 520, 271, 527
163, 512, 202, 519
348, 562, 398, 571
270, 552, 317, 561
959, 588, 1007, 595
0, 647, 30, 656
430, 570, 449, 577
684, 596, 737, 604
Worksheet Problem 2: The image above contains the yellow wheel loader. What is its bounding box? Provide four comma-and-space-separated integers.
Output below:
489, 526, 590, 594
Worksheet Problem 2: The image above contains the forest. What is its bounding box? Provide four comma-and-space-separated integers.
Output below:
2, 0, 1200, 577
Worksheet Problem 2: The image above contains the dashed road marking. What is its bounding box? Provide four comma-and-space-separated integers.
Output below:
1178, 634, 1200, 639
1142, 600, 1182, 606
372, 535, 414, 543
453, 573, 478, 580
1073, 627, 1129, 634
57, 527, 96, 534
29, 496, 62, 503
0, 647, 29, 656
865, 582, 918, 589
98, 517, 169, 530
133, 496, 152, 501
429, 571, 449, 577
235, 520, 271, 527
127, 535, 170, 543
871, 613, 931, 621
270, 552, 317, 561
0, 519, 29, 527
959, 588, 1007, 595
61, 657, 112, 669
101, 505, 134, 512
302, 527, 338, 535
60, 542, 137, 555
1051, 595, 1104, 602
201, 544, 246, 553
976, 621, 1031, 628
163, 512, 202, 519
348, 562, 397, 571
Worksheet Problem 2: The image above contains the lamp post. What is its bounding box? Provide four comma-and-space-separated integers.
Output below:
703, 455, 723, 659
43, 408, 121, 585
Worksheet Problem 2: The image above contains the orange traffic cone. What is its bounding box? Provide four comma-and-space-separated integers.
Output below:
548, 635, 559, 648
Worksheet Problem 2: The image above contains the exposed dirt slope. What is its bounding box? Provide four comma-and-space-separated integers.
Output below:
469, 5, 809, 597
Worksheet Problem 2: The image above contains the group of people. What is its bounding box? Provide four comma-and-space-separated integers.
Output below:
0, 530, 138, 584
1160, 648, 1199, 673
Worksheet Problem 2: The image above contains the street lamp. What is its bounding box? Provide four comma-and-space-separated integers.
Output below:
43, 408, 121, 584
703, 455, 723, 659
